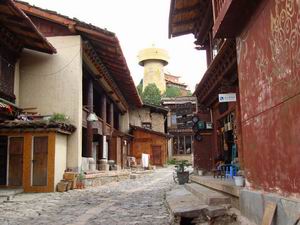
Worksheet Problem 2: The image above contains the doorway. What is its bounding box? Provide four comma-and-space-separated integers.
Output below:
0, 136, 8, 185
9, 137, 24, 186
152, 145, 162, 165
32, 136, 48, 186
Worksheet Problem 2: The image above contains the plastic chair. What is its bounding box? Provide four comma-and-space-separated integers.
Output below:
221, 164, 237, 179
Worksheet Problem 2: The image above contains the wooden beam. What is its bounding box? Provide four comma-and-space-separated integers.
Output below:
76, 26, 116, 43
16, 2, 75, 27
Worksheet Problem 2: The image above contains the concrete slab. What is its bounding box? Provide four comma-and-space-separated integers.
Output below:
166, 186, 208, 218
240, 189, 300, 225
185, 183, 230, 205
190, 175, 241, 197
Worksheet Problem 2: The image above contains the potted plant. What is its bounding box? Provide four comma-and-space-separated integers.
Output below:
76, 169, 85, 189
175, 160, 191, 185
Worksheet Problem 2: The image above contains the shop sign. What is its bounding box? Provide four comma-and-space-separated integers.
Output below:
218, 93, 236, 102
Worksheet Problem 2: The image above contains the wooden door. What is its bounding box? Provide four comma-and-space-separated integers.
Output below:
9, 137, 24, 186
152, 145, 162, 165
0, 136, 8, 185
32, 137, 48, 186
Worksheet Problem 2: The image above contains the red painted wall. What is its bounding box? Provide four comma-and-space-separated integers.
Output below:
193, 134, 213, 171
237, 0, 300, 196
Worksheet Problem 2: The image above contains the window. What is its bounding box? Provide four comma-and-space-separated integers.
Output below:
142, 122, 152, 129
32, 136, 48, 186
0, 53, 16, 103
171, 114, 177, 126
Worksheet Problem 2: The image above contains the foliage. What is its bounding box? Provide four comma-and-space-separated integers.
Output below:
137, 79, 143, 97
78, 168, 85, 181
141, 83, 161, 106
167, 158, 177, 165
186, 90, 192, 96
164, 86, 181, 97
175, 160, 191, 173
49, 113, 69, 123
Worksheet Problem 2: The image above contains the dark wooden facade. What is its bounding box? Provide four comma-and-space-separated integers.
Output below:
131, 126, 169, 166
169, 0, 300, 198
169, 0, 243, 172
0, 0, 55, 121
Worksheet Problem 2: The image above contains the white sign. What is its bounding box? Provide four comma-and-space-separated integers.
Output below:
218, 93, 236, 102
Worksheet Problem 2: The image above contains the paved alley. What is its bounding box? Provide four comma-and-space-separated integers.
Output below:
0, 167, 174, 225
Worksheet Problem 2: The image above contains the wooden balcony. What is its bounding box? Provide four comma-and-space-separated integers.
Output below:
82, 108, 113, 135
212, 0, 261, 38
194, 39, 237, 106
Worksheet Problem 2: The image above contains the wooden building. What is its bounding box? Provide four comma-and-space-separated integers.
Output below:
161, 96, 197, 164
15, 1, 142, 174
0, 0, 65, 191
0, 1, 141, 192
130, 126, 170, 166
129, 104, 169, 166
169, 0, 300, 223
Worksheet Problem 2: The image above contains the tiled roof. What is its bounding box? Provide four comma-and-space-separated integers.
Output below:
0, 0, 56, 54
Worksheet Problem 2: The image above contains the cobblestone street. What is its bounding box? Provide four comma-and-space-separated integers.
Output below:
0, 167, 174, 225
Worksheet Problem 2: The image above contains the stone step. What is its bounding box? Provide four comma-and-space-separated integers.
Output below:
184, 183, 230, 206
166, 186, 208, 218
0, 188, 23, 203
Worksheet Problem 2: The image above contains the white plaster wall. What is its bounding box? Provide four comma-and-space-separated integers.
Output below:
119, 111, 130, 133
14, 60, 20, 106
19, 36, 83, 170
168, 139, 173, 159
129, 107, 165, 133
54, 133, 67, 189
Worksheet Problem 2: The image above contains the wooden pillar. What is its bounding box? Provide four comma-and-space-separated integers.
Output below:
183, 135, 186, 154
206, 32, 213, 67
110, 103, 114, 129
101, 95, 107, 134
235, 87, 244, 169
86, 79, 93, 158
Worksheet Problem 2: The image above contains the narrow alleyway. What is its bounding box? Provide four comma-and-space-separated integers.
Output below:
0, 167, 173, 225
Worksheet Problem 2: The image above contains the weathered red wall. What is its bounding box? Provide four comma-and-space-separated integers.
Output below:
237, 0, 300, 195
193, 134, 213, 171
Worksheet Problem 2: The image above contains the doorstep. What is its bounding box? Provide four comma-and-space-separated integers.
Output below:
0, 188, 23, 202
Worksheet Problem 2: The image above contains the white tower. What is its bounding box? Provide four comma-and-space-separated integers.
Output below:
137, 45, 169, 94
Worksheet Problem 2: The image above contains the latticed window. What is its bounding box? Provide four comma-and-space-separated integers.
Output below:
0, 49, 16, 103
142, 122, 152, 129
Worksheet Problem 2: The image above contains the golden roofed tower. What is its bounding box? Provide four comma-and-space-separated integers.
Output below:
137, 45, 169, 94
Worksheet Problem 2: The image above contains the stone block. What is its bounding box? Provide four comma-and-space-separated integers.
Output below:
204, 206, 226, 218
184, 183, 230, 205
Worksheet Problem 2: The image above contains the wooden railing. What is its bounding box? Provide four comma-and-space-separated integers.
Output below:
82, 107, 113, 135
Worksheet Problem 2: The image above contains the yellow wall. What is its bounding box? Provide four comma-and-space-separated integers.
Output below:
138, 47, 169, 94
143, 60, 166, 94
19, 36, 83, 171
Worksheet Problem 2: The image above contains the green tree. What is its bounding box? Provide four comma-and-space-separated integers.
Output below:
137, 79, 143, 97
186, 90, 192, 96
142, 83, 161, 105
164, 86, 181, 97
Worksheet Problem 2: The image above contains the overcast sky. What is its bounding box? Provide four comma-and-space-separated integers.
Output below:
25, 0, 207, 92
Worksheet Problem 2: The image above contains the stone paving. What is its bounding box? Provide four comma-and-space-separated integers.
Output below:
0, 167, 174, 225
